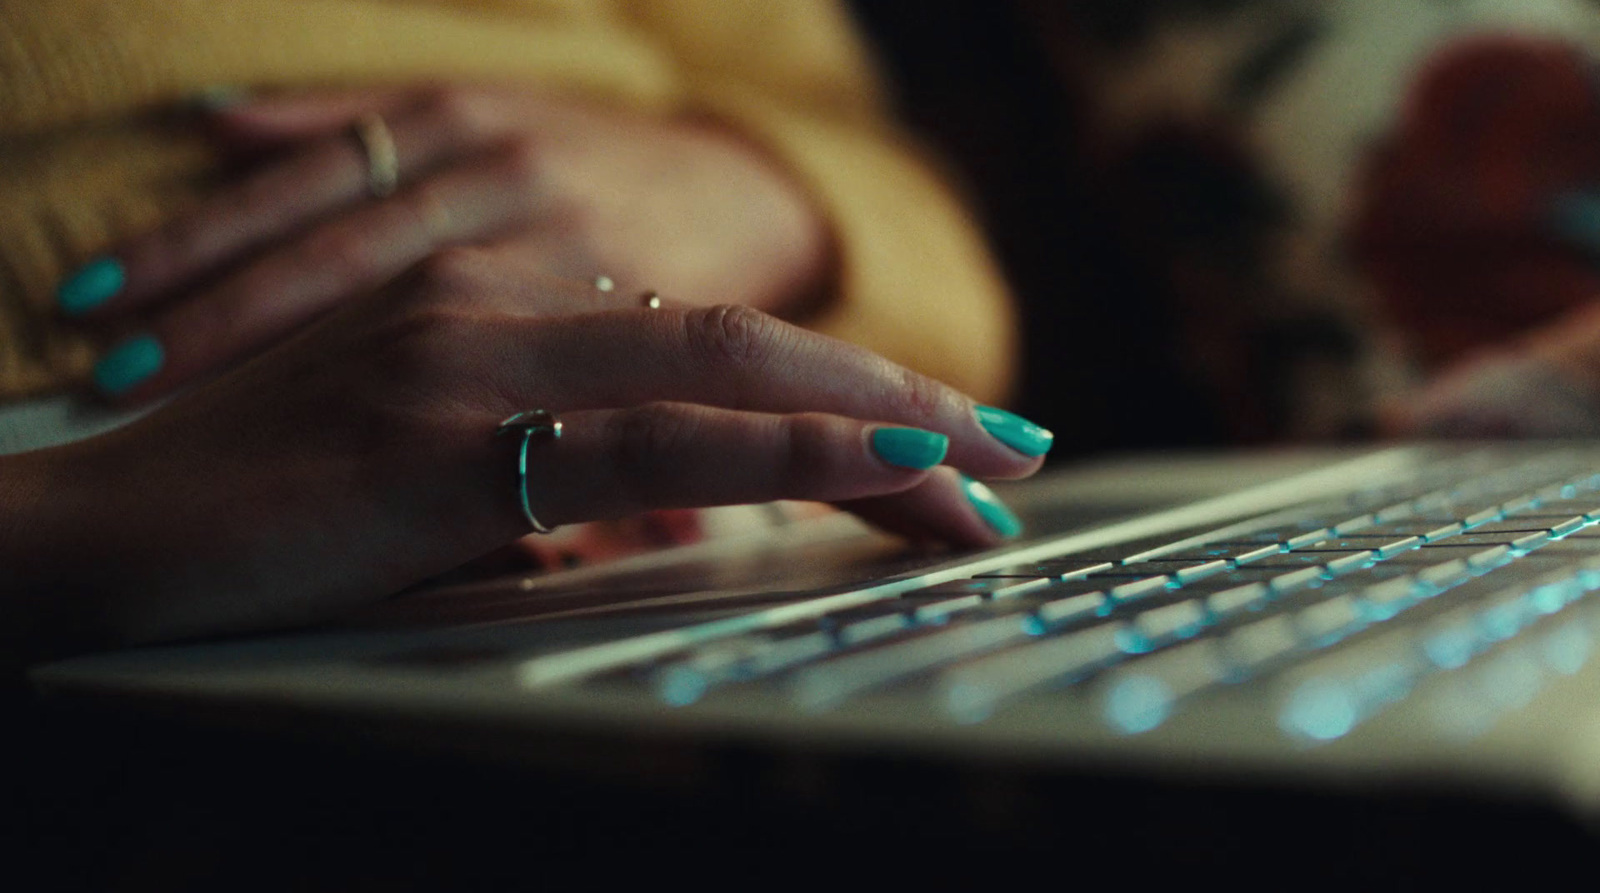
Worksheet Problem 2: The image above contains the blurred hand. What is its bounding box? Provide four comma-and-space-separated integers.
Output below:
1382, 301, 1600, 438
14, 247, 1047, 654
58, 87, 831, 402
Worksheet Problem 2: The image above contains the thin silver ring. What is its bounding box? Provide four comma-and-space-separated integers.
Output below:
353, 112, 400, 199
496, 409, 563, 534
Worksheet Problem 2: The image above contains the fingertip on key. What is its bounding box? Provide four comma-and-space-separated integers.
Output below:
960, 473, 1024, 539
93, 335, 164, 397
57, 257, 126, 317
975, 405, 1054, 458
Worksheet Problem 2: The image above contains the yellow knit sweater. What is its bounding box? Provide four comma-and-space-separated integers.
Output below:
0, 0, 1015, 402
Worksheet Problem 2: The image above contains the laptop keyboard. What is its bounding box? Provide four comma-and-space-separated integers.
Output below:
604, 450, 1600, 743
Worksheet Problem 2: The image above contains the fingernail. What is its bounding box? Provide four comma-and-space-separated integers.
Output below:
190, 85, 250, 111
975, 406, 1054, 457
961, 474, 1023, 538
871, 427, 949, 470
57, 257, 125, 316
93, 335, 164, 396
1549, 191, 1600, 248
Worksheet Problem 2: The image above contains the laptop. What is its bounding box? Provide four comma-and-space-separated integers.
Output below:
28, 442, 1600, 858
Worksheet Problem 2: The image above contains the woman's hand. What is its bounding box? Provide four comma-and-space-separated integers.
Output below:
58, 87, 831, 402
12, 248, 1049, 659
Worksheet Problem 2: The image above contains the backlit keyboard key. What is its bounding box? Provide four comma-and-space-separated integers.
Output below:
1324, 551, 1377, 576
1270, 567, 1329, 595
1032, 592, 1106, 628
972, 561, 1112, 580
1223, 615, 1300, 669
792, 615, 1034, 711
1207, 584, 1269, 617
942, 624, 1127, 722
1359, 577, 1420, 619
1132, 599, 1207, 641
836, 613, 912, 646
912, 595, 985, 623
909, 577, 1055, 597
1098, 639, 1230, 733
1294, 595, 1364, 642
1174, 560, 1231, 584
1109, 576, 1174, 602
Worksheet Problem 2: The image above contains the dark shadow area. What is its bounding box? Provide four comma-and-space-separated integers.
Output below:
848, 0, 1228, 457
8, 694, 1594, 889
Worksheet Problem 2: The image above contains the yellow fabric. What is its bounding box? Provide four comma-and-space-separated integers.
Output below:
0, 0, 1015, 402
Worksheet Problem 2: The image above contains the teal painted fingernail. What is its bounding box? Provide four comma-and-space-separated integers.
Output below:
1549, 191, 1600, 249
975, 406, 1054, 457
93, 335, 163, 396
961, 474, 1023, 538
871, 427, 949, 470
57, 256, 125, 316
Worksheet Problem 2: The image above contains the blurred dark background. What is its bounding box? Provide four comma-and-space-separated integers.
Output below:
849, 0, 1243, 457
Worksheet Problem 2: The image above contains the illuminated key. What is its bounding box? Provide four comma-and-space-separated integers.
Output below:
1223, 615, 1300, 670
1294, 595, 1364, 643
1275, 629, 1423, 742
942, 624, 1127, 722
1032, 592, 1107, 628
1132, 599, 1207, 642
1098, 639, 1230, 733
792, 615, 1032, 711
1207, 584, 1269, 618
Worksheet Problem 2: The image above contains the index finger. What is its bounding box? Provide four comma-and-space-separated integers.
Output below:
486, 304, 1054, 479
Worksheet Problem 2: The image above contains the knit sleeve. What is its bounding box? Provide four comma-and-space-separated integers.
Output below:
619, 0, 1018, 403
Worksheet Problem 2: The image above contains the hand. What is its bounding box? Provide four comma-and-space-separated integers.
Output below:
1381, 301, 1600, 438
11, 248, 1048, 657
59, 87, 831, 402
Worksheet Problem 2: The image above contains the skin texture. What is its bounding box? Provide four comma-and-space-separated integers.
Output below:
6, 248, 1044, 669
72, 87, 833, 402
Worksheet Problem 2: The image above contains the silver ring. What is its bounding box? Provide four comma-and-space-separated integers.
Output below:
353, 112, 400, 199
496, 409, 563, 534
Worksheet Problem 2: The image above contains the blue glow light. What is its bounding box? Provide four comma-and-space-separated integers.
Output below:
945, 683, 995, 725
1529, 583, 1573, 616
657, 667, 708, 706
1280, 680, 1359, 741
1479, 603, 1524, 641
1423, 626, 1478, 669
1354, 663, 1412, 706
1115, 627, 1155, 654
1104, 677, 1172, 734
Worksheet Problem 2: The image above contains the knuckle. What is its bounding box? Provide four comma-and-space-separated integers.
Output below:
891, 366, 951, 422
417, 88, 488, 142
608, 404, 697, 500
780, 413, 848, 484
491, 137, 545, 193
686, 304, 779, 370
408, 246, 492, 300
404, 180, 453, 238
306, 228, 376, 279
381, 303, 484, 378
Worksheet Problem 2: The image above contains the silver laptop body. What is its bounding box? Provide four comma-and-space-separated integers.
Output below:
32, 443, 1600, 834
